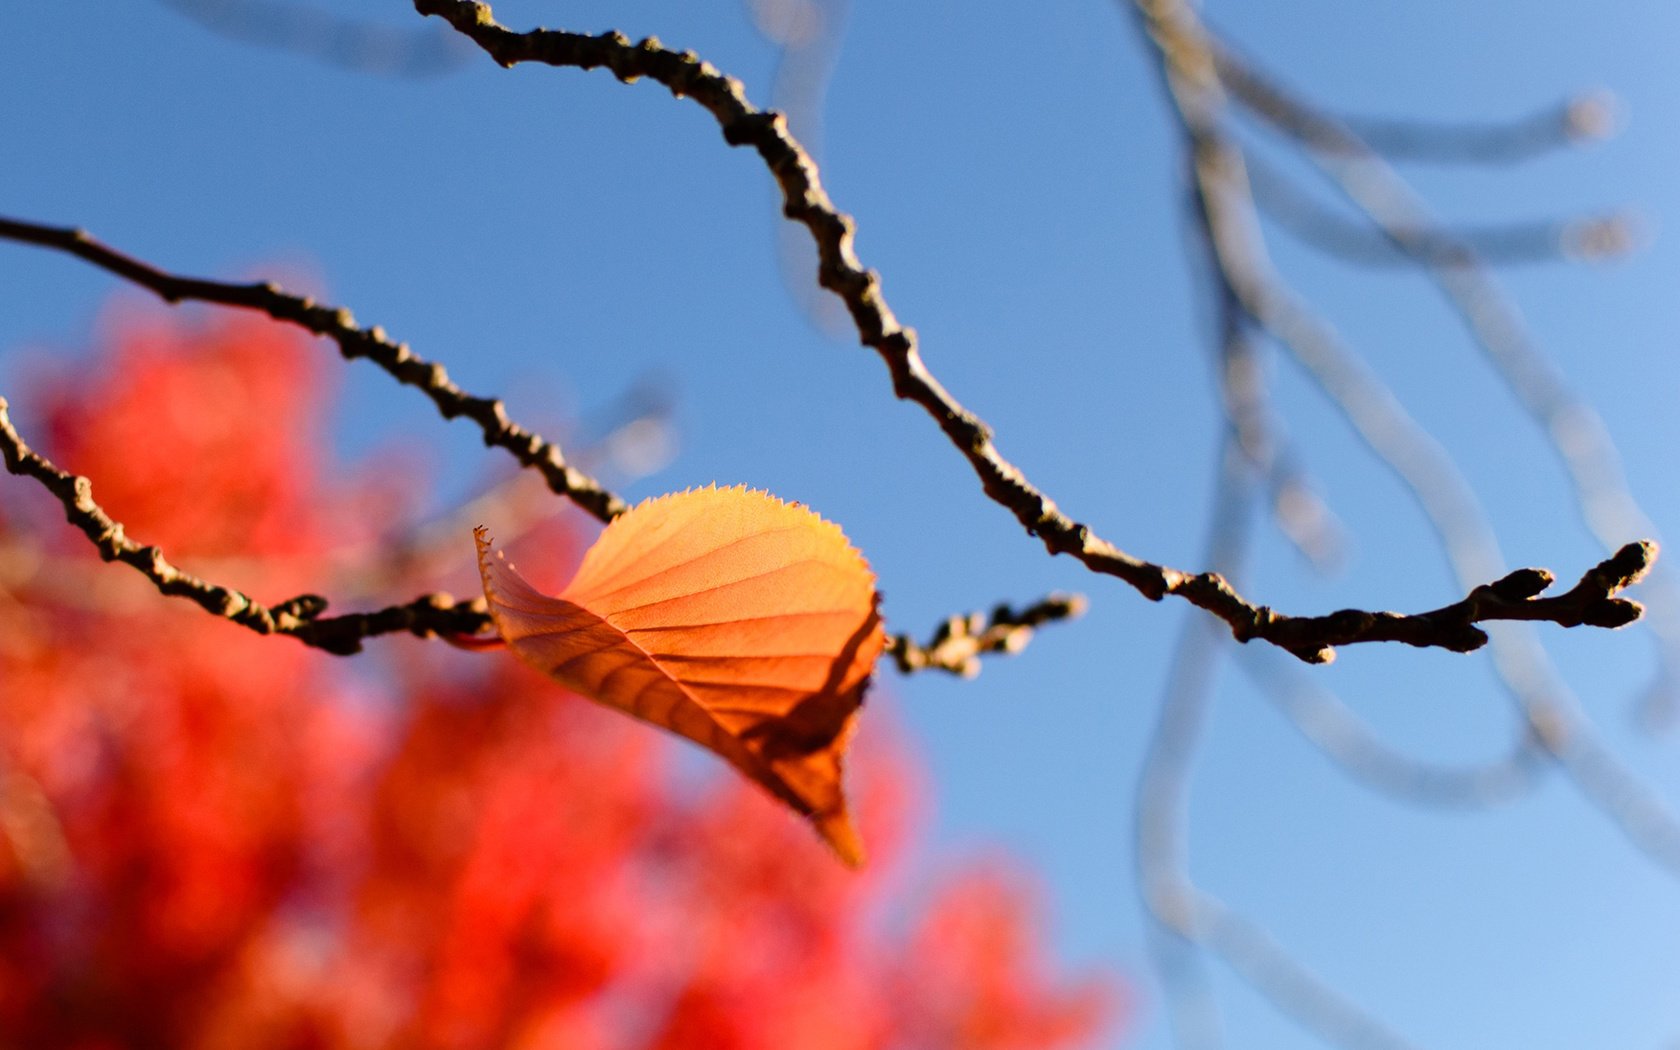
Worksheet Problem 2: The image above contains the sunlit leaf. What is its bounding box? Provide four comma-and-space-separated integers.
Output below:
475, 485, 885, 865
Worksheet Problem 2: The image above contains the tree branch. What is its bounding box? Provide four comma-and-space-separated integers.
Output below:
4, 381, 1082, 664
0, 395, 488, 653
1211, 42, 1680, 726
886, 594, 1086, 677
0, 215, 627, 525
403, 0, 1654, 663
1129, 0, 1680, 963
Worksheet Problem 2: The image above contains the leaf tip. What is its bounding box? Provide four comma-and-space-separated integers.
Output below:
818, 811, 866, 868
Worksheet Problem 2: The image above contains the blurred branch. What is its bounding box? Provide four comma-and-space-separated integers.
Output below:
1246, 153, 1636, 268
1200, 240, 1345, 573
1209, 42, 1680, 725
0, 216, 627, 525
1135, 438, 1249, 1050
1138, 435, 1423, 1050
1176, 887, 1424, 1050
1197, 29, 1617, 167
887, 594, 1086, 677
1193, 150, 1546, 810
1138, 0, 1680, 885
1267, 468, 1346, 573
0, 395, 488, 654
1240, 649, 1547, 807
1339, 91, 1620, 164
154, 0, 475, 77
744, 0, 857, 336
410, 0, 1652, 664
1132, 0, 1680, 1040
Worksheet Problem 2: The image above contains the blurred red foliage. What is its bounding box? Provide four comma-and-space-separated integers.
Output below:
0, 307, 1123, 1049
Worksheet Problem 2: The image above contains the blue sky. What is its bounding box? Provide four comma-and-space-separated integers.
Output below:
6, 2, 1680, 1047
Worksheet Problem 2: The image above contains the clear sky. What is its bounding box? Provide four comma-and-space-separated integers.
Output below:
5, 2, 1680, 1048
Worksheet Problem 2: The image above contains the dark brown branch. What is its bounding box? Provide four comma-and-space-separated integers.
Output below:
0, 395, 489, 653
407, 0, 1653, 663
1210, 40, 1680, 722
4, 372, 1085, 663
3, 391, 1088, 664
886, 594, 1086, 677
1138, 0, 1680, 889
0, 216, 626, 525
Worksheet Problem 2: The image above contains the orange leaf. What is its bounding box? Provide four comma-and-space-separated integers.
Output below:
474, 485, 885, 866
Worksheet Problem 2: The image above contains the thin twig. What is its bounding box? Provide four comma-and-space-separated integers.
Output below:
886, 594, 1086, 677
404, 0, 1654, 663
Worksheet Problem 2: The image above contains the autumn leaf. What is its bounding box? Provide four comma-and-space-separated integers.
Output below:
474, 485, 886, 865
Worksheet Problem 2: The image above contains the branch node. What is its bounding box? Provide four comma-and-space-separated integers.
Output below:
273, 594, 331, 622
1582, 598, 1644, 630
1486, 566, 1555, 601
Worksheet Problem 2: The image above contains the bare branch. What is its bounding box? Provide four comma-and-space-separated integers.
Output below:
1135, 0, 1680, 885
0, 395, 489, 653
407, 0, 1653, 664
886, 594, 1086, 677
4, 375, 1086, 664
0, 215, 627, 525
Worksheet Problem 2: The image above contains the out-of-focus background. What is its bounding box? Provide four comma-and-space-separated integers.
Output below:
4, 2, 1680, 1047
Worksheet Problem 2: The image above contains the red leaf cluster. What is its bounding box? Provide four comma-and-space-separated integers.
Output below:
0, 306, 1124, 1049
